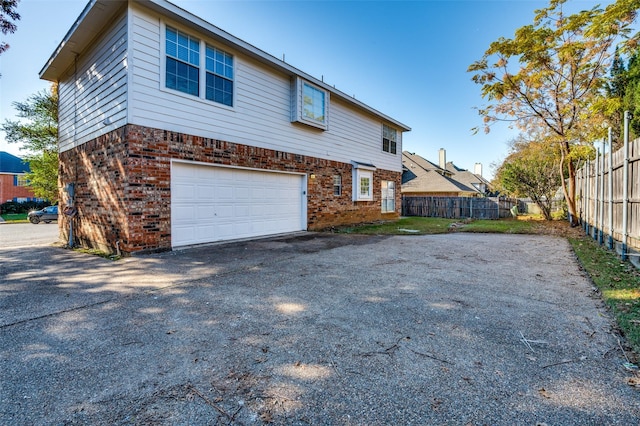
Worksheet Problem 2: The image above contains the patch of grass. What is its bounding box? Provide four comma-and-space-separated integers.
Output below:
569, 236, 640, 356
335, 217, 455, 235
74, 247, 122, 261
335, 216, 538, 235
1, 213, 28, 222
461, 218, 537, 234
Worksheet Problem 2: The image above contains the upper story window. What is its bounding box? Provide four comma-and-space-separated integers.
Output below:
166, 26, 200, 97
382, 124, 397, 154
303, 82, 325, 123
291, 77, 329, 130
164, 25, 235, 107
205, 45, 234, 106
14, 175, 28, 187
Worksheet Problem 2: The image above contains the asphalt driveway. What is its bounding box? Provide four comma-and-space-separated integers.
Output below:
1, 232, 638, 425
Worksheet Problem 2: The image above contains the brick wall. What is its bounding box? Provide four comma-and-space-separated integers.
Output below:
0, 174, 38, 203
59, 124, 401, 254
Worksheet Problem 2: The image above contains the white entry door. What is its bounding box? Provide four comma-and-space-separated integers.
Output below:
171, 162, 306, 247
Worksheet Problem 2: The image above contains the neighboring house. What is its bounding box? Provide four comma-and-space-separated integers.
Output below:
402, 151, 483, 197
0, 151, 38, 204
443, 161, 490, 195
39, 0, 410, 254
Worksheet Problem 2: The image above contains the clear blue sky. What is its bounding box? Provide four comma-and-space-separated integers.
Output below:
0, 0, 607, 179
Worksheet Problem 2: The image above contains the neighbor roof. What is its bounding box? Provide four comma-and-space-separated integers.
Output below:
0, 152, 30, 174
39, 0, 410, 132
444, 162, 490, 190
402, 151, 477, 194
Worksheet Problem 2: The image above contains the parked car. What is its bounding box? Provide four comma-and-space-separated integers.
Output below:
28, 205, 58, 224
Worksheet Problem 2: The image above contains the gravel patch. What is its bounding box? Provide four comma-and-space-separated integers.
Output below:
1, 233, 638, 425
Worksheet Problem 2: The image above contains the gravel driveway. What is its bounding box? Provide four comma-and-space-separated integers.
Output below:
1, 232, 638, 425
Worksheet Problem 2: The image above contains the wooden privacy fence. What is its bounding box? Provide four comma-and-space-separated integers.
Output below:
577, 135, 640, 263
402, 196, 518, 219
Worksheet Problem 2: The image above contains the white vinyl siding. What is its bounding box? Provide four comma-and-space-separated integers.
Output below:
58, 11, 128, 153
128, 5, 402, 172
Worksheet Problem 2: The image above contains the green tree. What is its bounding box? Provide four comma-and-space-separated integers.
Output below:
1, 84, 59, 202
606, 47, 628, 148
622, 52, 640, 138
468, 0, 638, 226
605, 48, 640, 146
0, 0, 20, 56
493, 136, 564, 221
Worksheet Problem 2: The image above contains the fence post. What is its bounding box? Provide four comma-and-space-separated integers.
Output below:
599, 140, 605, 245
592, 147, 600, 241
608, 127, 614, 250
585, 160, 590, 236
622, 111, 630, 260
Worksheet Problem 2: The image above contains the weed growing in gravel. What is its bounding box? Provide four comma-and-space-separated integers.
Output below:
74, 247, 122, 261
569, 236, 640, 355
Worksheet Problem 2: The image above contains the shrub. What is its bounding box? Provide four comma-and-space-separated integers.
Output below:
0, 200, 49, 214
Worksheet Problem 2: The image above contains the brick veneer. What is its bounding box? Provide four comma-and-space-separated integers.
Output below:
0, 174, 37, 203
59, 124, 400, 254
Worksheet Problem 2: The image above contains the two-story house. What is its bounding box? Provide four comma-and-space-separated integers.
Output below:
40, 0, 410, 254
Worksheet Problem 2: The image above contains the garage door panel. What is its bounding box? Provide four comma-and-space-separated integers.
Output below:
172, 163, 305, 247
173, 183, 196, 201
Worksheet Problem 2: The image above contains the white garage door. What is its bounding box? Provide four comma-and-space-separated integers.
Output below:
171, 162, 306, 247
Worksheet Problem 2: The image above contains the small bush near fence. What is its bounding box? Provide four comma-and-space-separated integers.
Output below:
402, 196, 518, 220
0, 201, 49, 214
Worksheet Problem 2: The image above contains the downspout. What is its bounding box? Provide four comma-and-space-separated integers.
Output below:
68, 54, 80, 249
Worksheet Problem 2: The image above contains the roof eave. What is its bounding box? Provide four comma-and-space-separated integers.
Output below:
40, 0, 410, 132
40, 0, 126, 81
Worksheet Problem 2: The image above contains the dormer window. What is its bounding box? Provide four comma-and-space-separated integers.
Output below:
291, 77, 329, 130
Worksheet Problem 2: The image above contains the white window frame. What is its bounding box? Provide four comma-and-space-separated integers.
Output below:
291, 77, 329, 130
165, 25, 201, 97
205, 44, 234, 106
333, 175, 342, 196
382, 124, 398, 155
16, 175, 29, 187
381, 180, 395, 213
352, 162, 375, 201
161, 22, 235, 110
